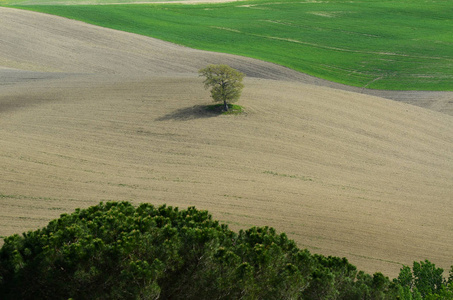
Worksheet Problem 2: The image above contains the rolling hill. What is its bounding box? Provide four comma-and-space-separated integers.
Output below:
0, 7, 452, 278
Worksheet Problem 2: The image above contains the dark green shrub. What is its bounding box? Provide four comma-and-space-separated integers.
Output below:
0, 201, 451, 299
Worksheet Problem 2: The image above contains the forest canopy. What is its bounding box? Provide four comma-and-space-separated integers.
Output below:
0, 201, 451, 299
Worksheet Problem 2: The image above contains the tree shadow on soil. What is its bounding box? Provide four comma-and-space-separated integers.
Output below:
156, 105, 219, 121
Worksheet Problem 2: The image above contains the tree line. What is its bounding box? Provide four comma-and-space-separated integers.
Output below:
0, 201, 451, 299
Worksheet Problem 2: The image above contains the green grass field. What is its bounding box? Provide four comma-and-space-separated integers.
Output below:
3, 0, 453, 90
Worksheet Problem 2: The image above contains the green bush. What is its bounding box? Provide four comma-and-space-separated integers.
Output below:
395, 261, 453, 300
0, 201, 451, 299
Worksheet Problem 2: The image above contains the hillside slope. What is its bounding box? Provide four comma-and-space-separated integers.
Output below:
0, 7, 452, 277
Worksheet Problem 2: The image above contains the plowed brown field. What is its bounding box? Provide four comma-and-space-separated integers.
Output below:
1, 7, 452, 277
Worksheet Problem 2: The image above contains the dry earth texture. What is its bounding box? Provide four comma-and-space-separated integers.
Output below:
1, 7, 452, 278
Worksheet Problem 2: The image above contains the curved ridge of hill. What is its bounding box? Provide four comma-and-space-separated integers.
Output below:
3, 6, 453, 115
0, 7, 317, 80
0, 6, 452, 277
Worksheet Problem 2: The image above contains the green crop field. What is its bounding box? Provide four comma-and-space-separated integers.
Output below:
3, 0, 453, 90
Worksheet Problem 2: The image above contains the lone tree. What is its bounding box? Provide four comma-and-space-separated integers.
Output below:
199, 64, 245, 112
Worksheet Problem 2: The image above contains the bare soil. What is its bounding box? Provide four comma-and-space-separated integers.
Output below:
1, 7, 452, 278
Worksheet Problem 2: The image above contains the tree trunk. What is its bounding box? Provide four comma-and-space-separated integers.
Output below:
223, 100, 228, 112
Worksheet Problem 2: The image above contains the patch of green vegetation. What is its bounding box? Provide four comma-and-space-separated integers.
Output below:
4, 0, 453, 90
0, 194, 57, 201
0, 194, 18, 199
48, 207, 65, 211
223, 194, 244, 199
264, 170, 313, 181
205, 103, 244, 115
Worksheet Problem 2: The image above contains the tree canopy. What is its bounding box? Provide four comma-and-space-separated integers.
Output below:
199, 64, 245, 112
0, 201, 451, 299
